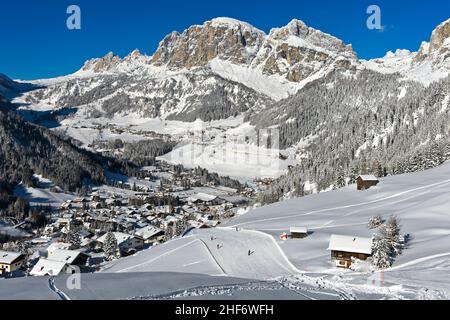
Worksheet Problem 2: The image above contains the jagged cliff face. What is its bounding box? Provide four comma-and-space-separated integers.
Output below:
149, 18, 357, 83
82, 52, 122, 73
151, 18, 265, 69
253, 19, 357, 82
416, 18, 450, 67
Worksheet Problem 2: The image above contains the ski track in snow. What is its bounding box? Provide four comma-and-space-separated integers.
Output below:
49, 277, 71, 301
387, 252, 450, 271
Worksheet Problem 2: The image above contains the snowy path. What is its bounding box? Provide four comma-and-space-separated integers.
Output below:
49, 277, 71, 300
194, 228, 301, 280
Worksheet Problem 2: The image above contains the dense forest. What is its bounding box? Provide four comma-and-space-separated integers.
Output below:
251, 71, 450, 203
0, 96, 143, 214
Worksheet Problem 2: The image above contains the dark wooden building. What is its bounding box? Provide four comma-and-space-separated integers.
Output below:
356, 175, 379, 191
290, 227, 308, 239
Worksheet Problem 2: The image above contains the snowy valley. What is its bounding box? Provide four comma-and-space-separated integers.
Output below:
1, 15, 450, 300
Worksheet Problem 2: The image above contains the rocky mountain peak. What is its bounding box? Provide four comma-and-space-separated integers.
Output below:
81, 52, 122, 73
253, 19, 357, 82
429, 18, 450, 53
149, 17, 357, 83
414, 18, 450, 66
150, 17, 266, 69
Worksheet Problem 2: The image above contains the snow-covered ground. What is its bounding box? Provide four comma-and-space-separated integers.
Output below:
21, 106, 300, 180
94, 161, 450, 299
3, 159, 450, 300
13, 184, 75, 208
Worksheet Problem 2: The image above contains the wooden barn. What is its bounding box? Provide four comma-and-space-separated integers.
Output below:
290, 227, 308, 239
327, 234, 373, 268
356, 175, 379, 191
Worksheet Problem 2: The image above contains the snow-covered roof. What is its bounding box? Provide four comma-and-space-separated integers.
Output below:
47, 249, 84, 264
327, 234, 373, 255
290, 227, 308, 234
134, 226, 164, 240
30, 258, 67, 276
46, 242, 72, 255
97, 232, 133, 245
188, 193, 218, 203
357, 175, 379, 182
0, 250, 24, 264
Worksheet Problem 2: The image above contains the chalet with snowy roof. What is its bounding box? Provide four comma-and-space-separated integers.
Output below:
0, 251, 26, 275
97, 232, 144, 255
327, 234, 373, 268
356, 175, 379, 191
290, 227, 309, 239
30, 259, 77, 276
134, 226, 165, 244
48, 249, 90, 267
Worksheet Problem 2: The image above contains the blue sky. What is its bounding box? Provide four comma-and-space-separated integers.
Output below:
1, 0, 450, 79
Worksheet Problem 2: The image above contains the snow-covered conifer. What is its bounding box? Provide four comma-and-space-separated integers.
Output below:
367, 215, 384, 230
103, 232, 119, 261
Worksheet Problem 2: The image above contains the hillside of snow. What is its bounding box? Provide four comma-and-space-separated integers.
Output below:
3, 161, 450, 299
94, 161, 450, 299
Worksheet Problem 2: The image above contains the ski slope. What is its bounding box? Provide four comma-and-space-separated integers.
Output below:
103, 227, 299, 280
101, 161, 450, 298
6, 161, 450, 299
221, 161, 450, 295
193, 228, 300, 279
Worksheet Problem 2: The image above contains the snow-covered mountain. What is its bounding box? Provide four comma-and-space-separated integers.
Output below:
7, 16, 450, 186
19, 16, 450, 124
363, 18, 450, 84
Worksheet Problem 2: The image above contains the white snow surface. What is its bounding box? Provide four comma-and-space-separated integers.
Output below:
97, 162, 450, 298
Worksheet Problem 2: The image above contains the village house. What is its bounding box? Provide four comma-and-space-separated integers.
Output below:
31, 247, 91, 276
97, 232, 144, 255
46, 242, 72, 256
30, 259, 76, 276
0, 251, 26, 276
327, 234, 373, 268
134, 225, 165, 244
47, 249, 90, 268
356, 175, 380, 191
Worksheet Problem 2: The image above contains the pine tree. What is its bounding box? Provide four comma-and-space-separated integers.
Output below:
68, 230, 81, 249
367, 214, 384, 229
334, 167, 347, 189
103, 232, 119, 261
383, 216, 403, 256
371, 235, 392, 269
349, 165, 359, 184
164, 222, 175, 242
174, 219, 188, 237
